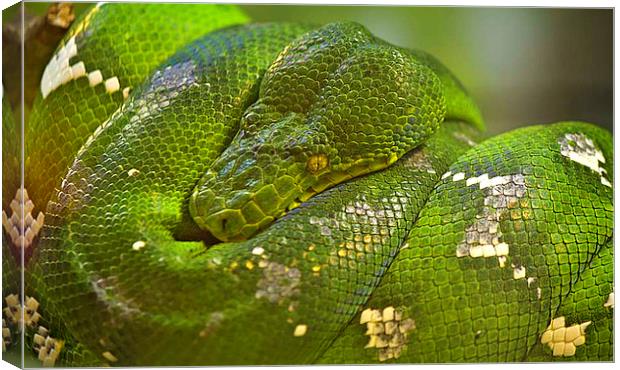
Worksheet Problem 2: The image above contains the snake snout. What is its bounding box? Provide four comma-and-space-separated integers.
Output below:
189, 117, 319, 241
191, 181, 291, 241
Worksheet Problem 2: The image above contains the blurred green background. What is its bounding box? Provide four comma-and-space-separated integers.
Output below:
5, 3, 613, 135
241, 5, 612, 134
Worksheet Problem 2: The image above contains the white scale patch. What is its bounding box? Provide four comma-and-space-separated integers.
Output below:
88, 70, 103, 86
104, 76, 120, 94
255, 261, 301, 304
452, 172, 465, 181
122, 87, 132, 99
132, 240, 146, 251
338, 196, 394, 256
40, 34, 124, 98
198, 311, 224, 338
512, 265, 526, 280
454, 173, 526, 262
404, 150, 436, 174
127, 168, 140, 177
40, 36, 79, 98
2, 188, 45, 249
604, 291, 614, 308
541, 316, 591, 357
453, 131, 478, 147
559, 133, 611, 188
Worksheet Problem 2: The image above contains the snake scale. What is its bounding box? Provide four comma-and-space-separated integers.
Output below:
1, 3, 613, 366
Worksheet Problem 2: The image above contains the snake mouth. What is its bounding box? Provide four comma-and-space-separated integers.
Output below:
189, 144, 314, 241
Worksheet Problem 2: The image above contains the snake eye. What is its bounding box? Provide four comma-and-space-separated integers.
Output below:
306, 153, 329, 173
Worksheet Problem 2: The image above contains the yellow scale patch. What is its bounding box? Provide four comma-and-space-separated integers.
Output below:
4, 294, 63, 366
360, 306, 416, 361
293, 324, 308, 337
33, 325, 64, 367
4, 294, 42, 329
2, 319, 10, 352
102, 351, 119, 363
540, 316, 590, 357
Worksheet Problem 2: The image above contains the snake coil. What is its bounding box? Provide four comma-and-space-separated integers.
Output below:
1, 3, 612, 366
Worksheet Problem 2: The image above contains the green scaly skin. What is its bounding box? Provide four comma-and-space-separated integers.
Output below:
25, 3, 249, 219
320, 121, 613, 363
1, 3, 612, 366
2, 95, 22, 365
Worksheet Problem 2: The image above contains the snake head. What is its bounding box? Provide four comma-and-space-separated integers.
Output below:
190, 21, 482, 242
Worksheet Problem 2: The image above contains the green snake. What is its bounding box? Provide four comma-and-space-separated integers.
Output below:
1, 3, 613, 366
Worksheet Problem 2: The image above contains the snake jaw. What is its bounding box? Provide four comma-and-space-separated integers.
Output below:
191, 183, 285, 242
189, 114, 328, 241
190, 162, 315, 241
190, 150, 406, 242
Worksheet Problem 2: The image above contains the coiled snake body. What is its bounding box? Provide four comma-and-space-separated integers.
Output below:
1, 4, 612, 366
